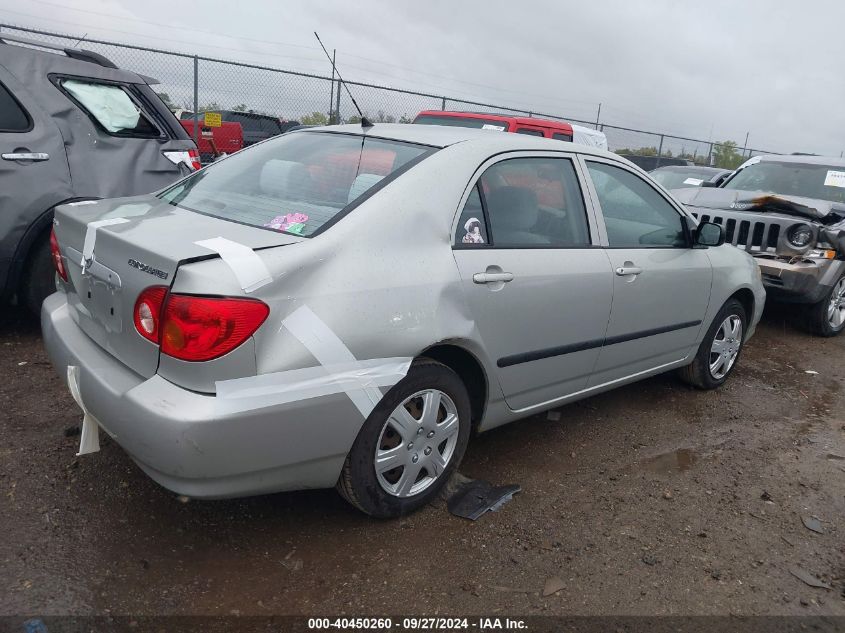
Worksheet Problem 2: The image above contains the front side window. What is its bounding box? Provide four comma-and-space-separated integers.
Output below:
456, 157, 590, 247
160, 132, 431, 237
60, 79, 159, 137
0, 81, 31, 132
586, 161, 686, 248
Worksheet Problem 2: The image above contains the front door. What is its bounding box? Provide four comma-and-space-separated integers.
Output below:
452, 153, 614, 411
582, 159, 712, 386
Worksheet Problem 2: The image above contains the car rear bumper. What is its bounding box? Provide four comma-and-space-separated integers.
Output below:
756, 257, 842, 304
41, 293, 362, 498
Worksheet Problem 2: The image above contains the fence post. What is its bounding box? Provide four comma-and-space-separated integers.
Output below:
328, 49, 336, 123
707, 142, 714, 166
335, 80, 341, 123
192, 55, 199, 148
441, 97, 446, 110
656, 135, 664, 168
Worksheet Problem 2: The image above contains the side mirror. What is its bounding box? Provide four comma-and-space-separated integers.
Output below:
696, 221, 724, 247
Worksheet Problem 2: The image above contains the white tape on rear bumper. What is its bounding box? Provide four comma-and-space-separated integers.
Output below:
67, 365, 100, 456
215, 357, 412, 414
194, 237, 272, 293
81, 218, 129, 274
213, 305, 412, 418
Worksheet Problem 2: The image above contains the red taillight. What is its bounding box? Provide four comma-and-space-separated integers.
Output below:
49, 227, 68, 282
188, 148, 201, 171
133, 286, 168, 343
133, 287, 269, 361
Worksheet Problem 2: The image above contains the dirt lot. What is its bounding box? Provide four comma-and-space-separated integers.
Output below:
1, 303, 843, 618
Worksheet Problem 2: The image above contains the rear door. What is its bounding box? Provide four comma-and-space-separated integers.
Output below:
581, 158, 712, 386
452, 152, 614, 411
0, 65, 71, 290
51, 74, 192, 196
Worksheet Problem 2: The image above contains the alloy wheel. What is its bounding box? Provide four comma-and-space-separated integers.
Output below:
826, 278, 845, 330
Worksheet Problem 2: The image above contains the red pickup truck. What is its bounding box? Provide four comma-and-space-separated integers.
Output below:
179, 117, 244, 164
414, 110, 574, 141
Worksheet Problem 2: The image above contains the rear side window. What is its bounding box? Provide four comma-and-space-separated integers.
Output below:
60, 79, 159, 137
515, 128, 543, 137
457, 157, 590, 248
159, 132, 432, 237
552, 133, 572, 141
0, 81, 31, 132
414, 114, 507, 131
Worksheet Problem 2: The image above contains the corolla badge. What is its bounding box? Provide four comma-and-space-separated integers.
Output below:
128, 258, 169, 280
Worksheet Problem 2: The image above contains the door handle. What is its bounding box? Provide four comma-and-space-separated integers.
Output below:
615, 266, 643, 276
473, 272, 514, 284
2, 152, 49, 161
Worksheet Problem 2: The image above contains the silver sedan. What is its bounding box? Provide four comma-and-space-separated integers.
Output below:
42, 124, 765, 517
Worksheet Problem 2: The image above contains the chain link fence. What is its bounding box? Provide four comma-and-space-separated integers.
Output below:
0, 22, 780, 168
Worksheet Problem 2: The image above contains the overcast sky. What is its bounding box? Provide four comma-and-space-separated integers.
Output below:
2, 0, 843, 156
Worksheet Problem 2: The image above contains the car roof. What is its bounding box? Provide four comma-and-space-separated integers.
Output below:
756, 154, 845, 167
301, 123, 616, 158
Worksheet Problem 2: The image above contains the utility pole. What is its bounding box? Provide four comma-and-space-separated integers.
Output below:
328, 49, 336, 123
742, 131, 749, 158
595, 102, 601, 129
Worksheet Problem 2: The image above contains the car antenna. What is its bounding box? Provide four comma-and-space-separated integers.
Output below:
314, 32, 373, 129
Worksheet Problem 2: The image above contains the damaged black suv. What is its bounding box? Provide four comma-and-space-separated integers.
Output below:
673, 155, 845, 336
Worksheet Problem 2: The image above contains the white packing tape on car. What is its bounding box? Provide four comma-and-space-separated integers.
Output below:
194, 237, 272, 293
215, 357, 412, 415
81, 218, 129, 274
66, 365, 100, 456
214, 305, 411, 418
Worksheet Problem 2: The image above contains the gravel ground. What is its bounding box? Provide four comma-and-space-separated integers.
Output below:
1, 303, 843, 617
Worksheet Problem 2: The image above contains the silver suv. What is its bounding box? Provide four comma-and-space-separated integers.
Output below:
0, 34, 197, 314
675, 154, 845, 336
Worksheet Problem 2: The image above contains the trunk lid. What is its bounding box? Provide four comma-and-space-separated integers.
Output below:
53, 194, 302, 378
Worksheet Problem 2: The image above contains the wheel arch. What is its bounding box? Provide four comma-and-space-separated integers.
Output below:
419, 343, 488, 430
729, 287, 755, 324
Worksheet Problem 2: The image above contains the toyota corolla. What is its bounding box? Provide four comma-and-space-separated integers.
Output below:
42, 124, 765, 517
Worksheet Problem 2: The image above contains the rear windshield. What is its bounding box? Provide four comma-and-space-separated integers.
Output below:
159, 132, 432, 236
414, 114, 508, 131
723, 161, 845, 203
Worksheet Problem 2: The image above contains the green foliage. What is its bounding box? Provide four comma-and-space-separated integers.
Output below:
398, 114, 412, 124
155, 92, 174, 108
712, 140, 744, 169
231, 103, 248, 112
301, 111, 330, 125
616, 146, 659, 156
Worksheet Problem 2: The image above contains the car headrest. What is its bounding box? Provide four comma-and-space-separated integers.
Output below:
260, 159, 310, 199
486, 186, 539, 230
348, 173, 385, 204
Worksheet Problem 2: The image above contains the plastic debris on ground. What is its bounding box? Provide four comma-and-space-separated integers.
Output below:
446, 477, 521, 521
801, 515, 824, 534
789, 567, 832, 590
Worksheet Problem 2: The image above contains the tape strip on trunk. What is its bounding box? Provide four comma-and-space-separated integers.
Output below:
194, 237, 272, 293
81, 218, 129, 273
67, 365, 100, 456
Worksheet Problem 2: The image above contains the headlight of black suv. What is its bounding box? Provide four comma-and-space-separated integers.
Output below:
787, 223, 814, 248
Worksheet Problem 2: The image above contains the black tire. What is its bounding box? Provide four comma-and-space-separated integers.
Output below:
678, 298, 747, 390
805, 274, 845, 337
21, 235, 56, 316
337, 358, 472, 518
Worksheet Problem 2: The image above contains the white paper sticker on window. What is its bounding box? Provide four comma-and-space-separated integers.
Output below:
683, 177, 704, 186
824, 170, 845, 188
481, 124, 506, 131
